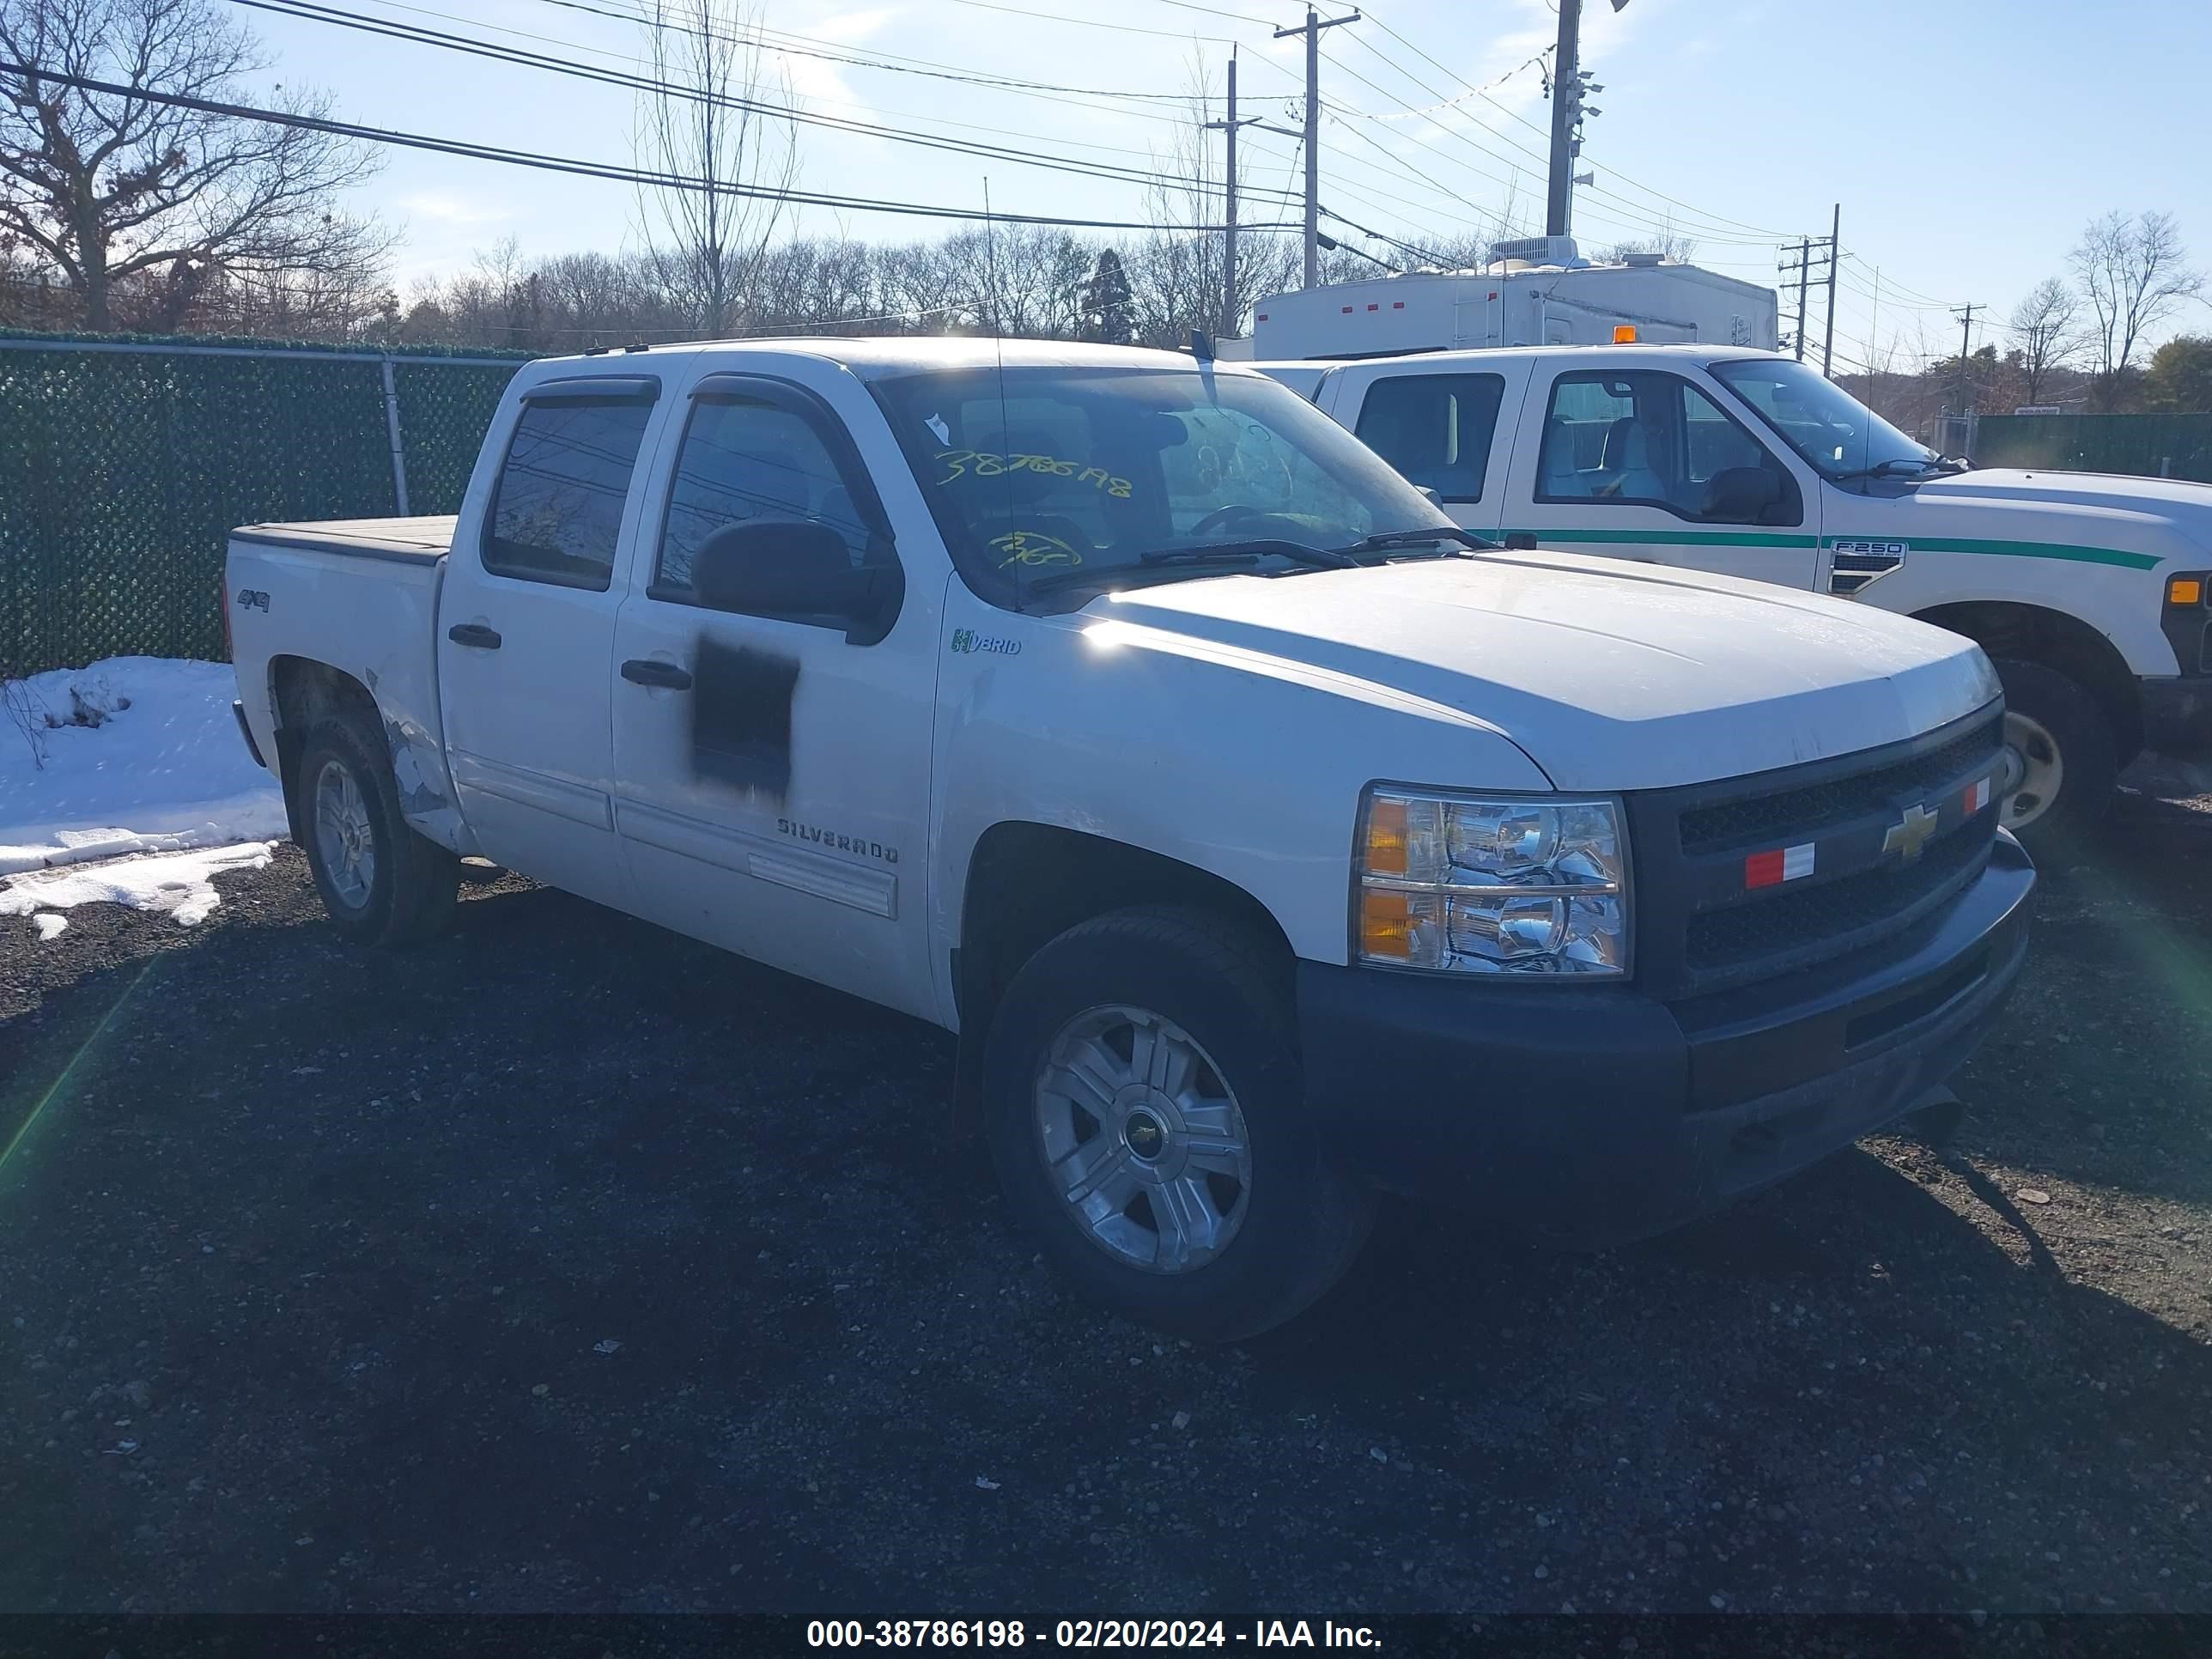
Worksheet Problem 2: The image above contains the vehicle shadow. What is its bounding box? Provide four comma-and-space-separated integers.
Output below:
1241, 1139, 2212, 1610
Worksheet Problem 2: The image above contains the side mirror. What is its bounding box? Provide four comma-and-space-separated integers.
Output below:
1416, 484, 1443, 507
1699, 465, 1783, 523
690, 520, 902, 644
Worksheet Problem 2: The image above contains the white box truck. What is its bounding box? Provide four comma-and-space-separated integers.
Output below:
1251, 239, 1781, 360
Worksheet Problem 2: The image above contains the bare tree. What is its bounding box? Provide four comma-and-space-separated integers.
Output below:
0, 0, 387, 331
2069, 210, 2204, 403
750, 234, 882, 335
1126, 63, 1295, 347
2005, 276, 2080, 406
633, 0, 796, 338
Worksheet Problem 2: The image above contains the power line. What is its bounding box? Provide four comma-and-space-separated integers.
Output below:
335, 0, 1227, 161
528, 0, 1207, 102
1346, 2, 1796, 241
224, 0, 1305, 206
0, 59, 1304, 234
943, 0, 1238, 44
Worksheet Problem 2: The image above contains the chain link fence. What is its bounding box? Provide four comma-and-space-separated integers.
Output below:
1970, 411, 2212, 483
0, 331, 532, 678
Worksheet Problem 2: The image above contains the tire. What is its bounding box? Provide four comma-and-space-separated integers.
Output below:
981, 905, 1373, 1342
295, 717, 459, 947
1992, 658, 2117, 860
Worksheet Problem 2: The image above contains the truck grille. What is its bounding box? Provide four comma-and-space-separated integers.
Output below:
1685, 820, 1990, 975
1626, 706, 2006, 1000
1678, 716, 2002, 855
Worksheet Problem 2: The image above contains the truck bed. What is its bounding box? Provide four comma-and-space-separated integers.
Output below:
230, 515, 458, 564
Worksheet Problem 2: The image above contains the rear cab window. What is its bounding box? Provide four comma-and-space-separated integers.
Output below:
482, 379, 659, 589
1353, 373, 1506, 503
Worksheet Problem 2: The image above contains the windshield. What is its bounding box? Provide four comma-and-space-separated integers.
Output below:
871, 364, 1455, 605
1710, 357, 1939, 481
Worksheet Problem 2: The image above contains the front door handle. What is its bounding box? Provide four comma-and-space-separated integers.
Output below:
447, 623, 503, 649
621, 658, 694, 690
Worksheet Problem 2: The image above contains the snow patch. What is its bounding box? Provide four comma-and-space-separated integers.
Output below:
31, 912, 68, 941
2, 841, 278, 930
1, 657, 288, 876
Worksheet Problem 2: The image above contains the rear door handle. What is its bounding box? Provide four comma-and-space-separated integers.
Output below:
622, 659, 693, 690
447, 623, 502, 649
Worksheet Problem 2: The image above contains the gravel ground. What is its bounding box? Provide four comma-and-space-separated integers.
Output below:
3, 763, 2209, 1616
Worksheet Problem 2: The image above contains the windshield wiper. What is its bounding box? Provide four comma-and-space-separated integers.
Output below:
1020, 538, 1358, 599
1831, 455, 1967, 482
1344, 526, 1498, 557
1140, 538, 1363, 570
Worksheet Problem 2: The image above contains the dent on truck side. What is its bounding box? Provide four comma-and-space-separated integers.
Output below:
234, 542, 477, 858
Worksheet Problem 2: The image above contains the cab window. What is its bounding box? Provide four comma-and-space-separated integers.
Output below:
657, 393, 878, 594
483, 392, 657, 589
1353, 373, 1505, 503
1534, 369, 1800, 526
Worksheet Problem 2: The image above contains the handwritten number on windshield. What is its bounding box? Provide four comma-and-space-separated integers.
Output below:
937, 450, 1131, 497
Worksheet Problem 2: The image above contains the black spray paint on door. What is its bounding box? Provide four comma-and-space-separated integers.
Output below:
690, 636, 799, 803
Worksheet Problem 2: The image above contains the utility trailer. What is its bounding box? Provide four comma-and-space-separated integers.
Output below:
1251, 237, 1780, 360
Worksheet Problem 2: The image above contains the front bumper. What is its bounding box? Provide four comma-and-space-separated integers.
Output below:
1297, 831, 2035, 1247
2142, 677, 2212, 757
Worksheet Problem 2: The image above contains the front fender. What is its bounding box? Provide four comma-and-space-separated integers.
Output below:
927, 600, 1553, 1018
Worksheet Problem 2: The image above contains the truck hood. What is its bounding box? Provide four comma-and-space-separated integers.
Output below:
1090, 552, 2000, 791
1914, 469, 2212, 559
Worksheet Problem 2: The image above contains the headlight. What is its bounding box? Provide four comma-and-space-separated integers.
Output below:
1353, 788, 1631, 977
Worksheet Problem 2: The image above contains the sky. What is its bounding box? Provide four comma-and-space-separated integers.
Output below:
229, 0, 2212, 367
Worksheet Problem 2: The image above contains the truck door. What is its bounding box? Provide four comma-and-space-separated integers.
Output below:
1502, 364, 1820, 590
606, 366, 938, 1019
1322, 361, 1525, 539
436, 374, 665, 910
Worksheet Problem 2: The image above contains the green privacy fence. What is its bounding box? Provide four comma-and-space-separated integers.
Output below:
1972, 412, 2212, 484
0, 331, 532, 677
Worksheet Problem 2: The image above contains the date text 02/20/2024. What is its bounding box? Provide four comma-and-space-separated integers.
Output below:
805, 1621, 1382, 1649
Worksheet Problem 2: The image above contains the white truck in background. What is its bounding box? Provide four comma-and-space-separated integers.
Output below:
1249, 240, 1781, 357
227, 337, 2033, 1340
1254, 337, 2212, 848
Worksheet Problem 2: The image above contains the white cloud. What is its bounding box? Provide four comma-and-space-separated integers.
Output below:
395, 191, 514, 228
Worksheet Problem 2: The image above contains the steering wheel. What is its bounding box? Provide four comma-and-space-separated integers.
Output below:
1190, 503, 1276, 537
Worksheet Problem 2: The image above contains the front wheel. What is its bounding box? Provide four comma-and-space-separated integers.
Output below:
982, 906, 1372, 1342
1992, 659, 2117, 860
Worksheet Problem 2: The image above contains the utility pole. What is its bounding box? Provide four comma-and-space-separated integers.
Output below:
1544, 0, 1627, 237
1545, 0, 1581, 237
1202, 54, 1275, 337
1953, 302, 1980, 410
1820, 202, 1840, 377
1275, 6, 1360, 289
1793, 238, 1809, 361
1778, 224, 1837, 365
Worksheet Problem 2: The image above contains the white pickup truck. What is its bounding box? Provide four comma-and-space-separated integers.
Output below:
227, 338, 2033, 1340
1257, 343, 2212, 848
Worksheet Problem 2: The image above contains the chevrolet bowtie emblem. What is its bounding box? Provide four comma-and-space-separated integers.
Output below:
1883, 802, 1941, 861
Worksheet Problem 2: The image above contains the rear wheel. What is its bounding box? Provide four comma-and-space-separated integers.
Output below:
1992, 659, 2116, 860
983, 905, 1372, 1342
296, 719, 459, 947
